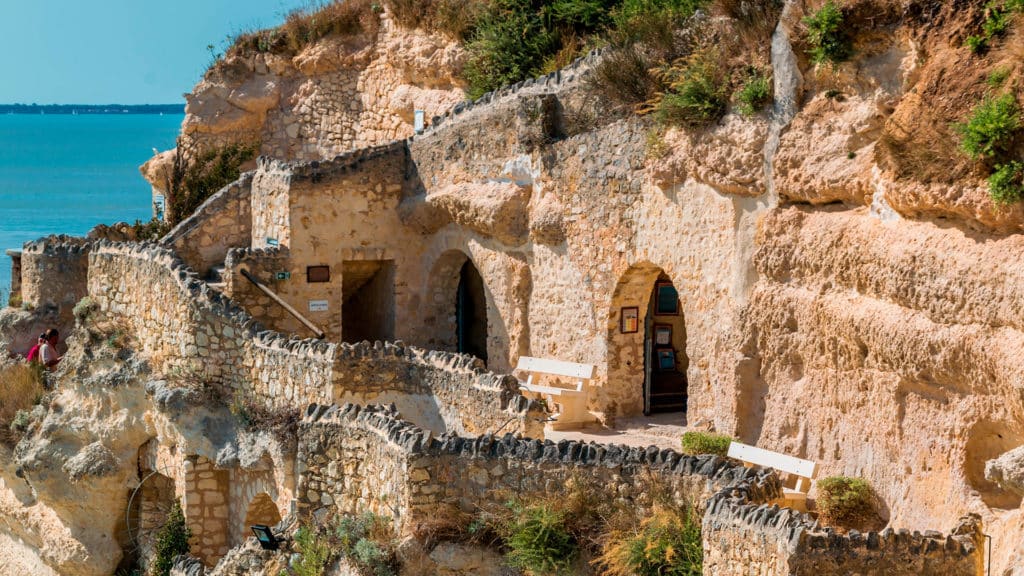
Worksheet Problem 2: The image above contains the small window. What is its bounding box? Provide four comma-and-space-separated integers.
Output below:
655, 282, 679, 315
307, 265, 330, 283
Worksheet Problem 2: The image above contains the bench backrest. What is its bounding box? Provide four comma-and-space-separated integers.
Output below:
727, 442, 817, 490
515, 356, 594, 380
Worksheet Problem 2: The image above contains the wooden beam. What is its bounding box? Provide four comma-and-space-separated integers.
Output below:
239, 268, 326, 340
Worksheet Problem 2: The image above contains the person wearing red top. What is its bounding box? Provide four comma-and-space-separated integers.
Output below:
25, 333, 45, 364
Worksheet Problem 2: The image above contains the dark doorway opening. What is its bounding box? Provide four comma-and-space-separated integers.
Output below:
644, 275, 688, 414
456, 260, 488, 363
342, 260, 395, 343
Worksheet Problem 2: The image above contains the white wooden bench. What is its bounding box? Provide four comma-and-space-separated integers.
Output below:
727, 441, 817, 511
515, 356, 595, 430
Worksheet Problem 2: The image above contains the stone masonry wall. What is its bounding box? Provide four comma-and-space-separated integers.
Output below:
702, 487, 984, 575
297, 403, 779, 529
299, 403, 985, 576
77, 241, 539, 436
162, 174, 254, 277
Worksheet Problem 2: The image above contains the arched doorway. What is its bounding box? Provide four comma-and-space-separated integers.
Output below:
425, 250, 489, 363
457, 260, 488, 363
244, 492, 283, 531
607, 263, 689, 417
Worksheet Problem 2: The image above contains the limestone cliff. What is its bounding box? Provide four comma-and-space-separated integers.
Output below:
6, 0, 1024, 574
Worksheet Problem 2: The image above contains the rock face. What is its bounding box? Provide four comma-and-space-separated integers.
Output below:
987, 446, 1024, 497
141, 14, 467, 199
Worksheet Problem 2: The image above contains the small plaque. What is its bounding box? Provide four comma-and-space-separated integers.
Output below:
414, 110, 425, 134
307, 265, 330, 283
275, 271, 291, 280
620, 306, 639, 334
309, 300, 329, 312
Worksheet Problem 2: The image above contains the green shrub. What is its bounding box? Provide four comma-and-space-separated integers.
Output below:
290, 525, 332, 576
463, 6, 558, 100
596, 506, 702, 576
335, 512, 397, 576
73, 296, 97, 323
130, 218, 171, 241
680, 431, 733, 457
988, 161, 1024, 204
803, 0, 852, 65
152, 501, 191, 576
955, 92, 1020, 161
168, 140, 258, 224
816, 476, 876, 528
987, 67, 1011, 88
655, 50, 729, 127
965, 34, 987, 53
500, 502, 577, 575
735, 72, 772, 115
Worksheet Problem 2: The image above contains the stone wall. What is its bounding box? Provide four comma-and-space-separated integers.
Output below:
298, 403, 985, 576
5, 249, 21, 303
162, 174, 254, 277
703, 487, 984, 575
297, 403, 777, 530
78, 241, 539, 437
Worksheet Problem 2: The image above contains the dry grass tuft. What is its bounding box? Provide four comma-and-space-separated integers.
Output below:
228, 0, 381, 60
0, 362, 45, 446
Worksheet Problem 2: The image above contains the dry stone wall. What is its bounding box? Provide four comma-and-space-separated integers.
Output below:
298, 403, 985, 575
22, 239, 541, 438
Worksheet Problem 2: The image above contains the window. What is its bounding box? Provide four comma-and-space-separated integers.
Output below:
655, 282, 679, 315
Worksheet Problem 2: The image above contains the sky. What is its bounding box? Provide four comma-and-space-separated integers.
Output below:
0, 0, 311, 105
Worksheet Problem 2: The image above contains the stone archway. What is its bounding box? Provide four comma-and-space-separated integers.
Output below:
606, 262, 690, 418
424, 250, 489, 363
243, 492, 283, 532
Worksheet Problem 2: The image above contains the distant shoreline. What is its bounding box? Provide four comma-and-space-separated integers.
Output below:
0, 104, 183, 115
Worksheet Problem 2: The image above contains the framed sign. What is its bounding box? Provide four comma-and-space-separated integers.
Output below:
655, 282, 679, 315
308, 300, 329, 312
620, 307, 639, 333
656, 348, 676, 372
307, 265, 330, 283
654, 324, 672, 346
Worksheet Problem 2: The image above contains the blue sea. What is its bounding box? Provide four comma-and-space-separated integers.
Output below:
0, 113, 183, 299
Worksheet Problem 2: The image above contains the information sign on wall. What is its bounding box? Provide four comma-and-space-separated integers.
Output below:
308, 300, 329, 312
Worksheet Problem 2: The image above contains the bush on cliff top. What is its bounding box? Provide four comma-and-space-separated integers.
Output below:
956, 92, 1020, 162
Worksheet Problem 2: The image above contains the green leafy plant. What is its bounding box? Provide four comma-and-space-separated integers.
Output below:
988, 160, 1024, 204
816, 476, 877, 528
654, 49, 729, 127
152, 501, 192, 576
955, 92, 1020, 161
964, 0, 1023, 52
803, 0, 852, 65
290, 525, 332, 576
500, 502, 578, 575
596, 506, 702, 576
966, 34, 987, 53
167, 140, 258, 224
734, 71, 772, 115
680, 431, 733, 456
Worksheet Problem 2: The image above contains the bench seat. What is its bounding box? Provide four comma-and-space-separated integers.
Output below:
515, 356, 595, 430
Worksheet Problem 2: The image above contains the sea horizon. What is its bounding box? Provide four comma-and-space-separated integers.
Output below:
0, 112, 183, 301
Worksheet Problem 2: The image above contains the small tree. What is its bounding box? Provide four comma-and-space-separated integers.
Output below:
152, 501, 191, 576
